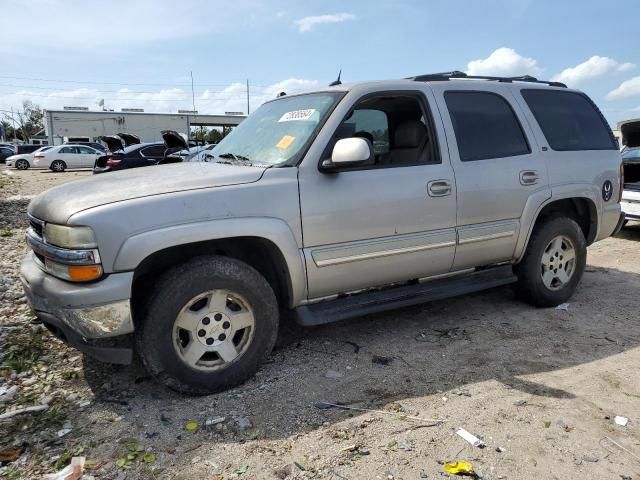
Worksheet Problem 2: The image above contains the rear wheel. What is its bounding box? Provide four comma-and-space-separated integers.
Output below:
50, 160, 66, 172
514, 216, 586, 307
136, 255, 279, 394
15, 159, 29, 170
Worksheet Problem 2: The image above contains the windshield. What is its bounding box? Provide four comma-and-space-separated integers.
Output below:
623, 148, 640, 160
210, 92, 342, 166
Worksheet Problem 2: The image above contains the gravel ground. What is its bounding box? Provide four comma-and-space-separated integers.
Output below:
0, 165, 639, 479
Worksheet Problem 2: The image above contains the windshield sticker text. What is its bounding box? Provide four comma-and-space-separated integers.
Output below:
278, 109, 316, 122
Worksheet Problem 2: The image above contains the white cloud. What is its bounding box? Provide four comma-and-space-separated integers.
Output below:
552, 56, 635, 86
294, 13, 356, 32
466, 48, 543, 77
0, 78, 319, 116
607, 76, 640, 100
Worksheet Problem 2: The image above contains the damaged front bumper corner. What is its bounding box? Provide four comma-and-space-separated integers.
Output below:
20, 254, 135, 364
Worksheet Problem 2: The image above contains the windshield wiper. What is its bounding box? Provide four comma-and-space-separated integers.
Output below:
216, 152, 253, 165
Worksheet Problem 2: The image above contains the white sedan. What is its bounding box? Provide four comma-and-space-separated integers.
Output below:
33, 145, 103, 172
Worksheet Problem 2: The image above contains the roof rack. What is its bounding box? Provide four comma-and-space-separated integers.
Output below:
407, 70, 567, 88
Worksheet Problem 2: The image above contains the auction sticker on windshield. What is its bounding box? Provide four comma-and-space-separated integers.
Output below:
276, 135, 296, 149
278, 109, 316, 122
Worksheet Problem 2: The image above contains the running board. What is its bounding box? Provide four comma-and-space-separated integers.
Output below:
293, 266, 516, 326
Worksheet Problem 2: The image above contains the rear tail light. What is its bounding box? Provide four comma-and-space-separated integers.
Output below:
620, 162, 624, 202
106, 158, 121, 167
34, 154, 44, 159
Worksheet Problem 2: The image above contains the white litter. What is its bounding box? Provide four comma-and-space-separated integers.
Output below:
456, 428, 485, 447
57, 428, 72, 437
555, 303, 570, 311
614, 416, 629, 427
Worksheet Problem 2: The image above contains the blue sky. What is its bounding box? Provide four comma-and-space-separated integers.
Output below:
1, 0, 639, 127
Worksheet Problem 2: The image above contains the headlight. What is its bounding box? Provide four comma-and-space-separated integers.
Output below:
44, 224, 97, 248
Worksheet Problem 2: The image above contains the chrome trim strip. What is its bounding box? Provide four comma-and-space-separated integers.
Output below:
26, 228, 101, 265
458, 230, 515, 245
314, 240, 455, 267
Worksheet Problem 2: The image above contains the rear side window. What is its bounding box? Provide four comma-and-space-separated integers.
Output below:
141, 145, 166, 157
445, 91, 530, 161
521, 89, 617, 151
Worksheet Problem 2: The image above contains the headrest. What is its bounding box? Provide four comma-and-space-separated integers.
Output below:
394, 120, 427, 148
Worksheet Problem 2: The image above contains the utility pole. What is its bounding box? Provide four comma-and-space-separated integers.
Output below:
246, 79, 250, 115
190, 71, 196, 113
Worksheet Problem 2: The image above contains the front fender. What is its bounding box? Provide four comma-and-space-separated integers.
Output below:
113, 217, 307, 306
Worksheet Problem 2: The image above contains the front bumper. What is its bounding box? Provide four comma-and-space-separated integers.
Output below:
20, 254, 135, 364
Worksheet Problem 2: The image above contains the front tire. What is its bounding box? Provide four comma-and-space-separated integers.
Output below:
15, 159, 29, 170
514, 216, 586, 307
136, 255, 279, 394
50, 160, 66, 172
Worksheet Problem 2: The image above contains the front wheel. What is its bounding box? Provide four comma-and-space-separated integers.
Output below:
15, 159, 29, 170
136, 255, 279, 394
50, 160, 66, 172
514, 216, 587, 307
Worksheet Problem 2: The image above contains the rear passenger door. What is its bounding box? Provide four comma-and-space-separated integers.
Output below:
58, 146, 80, 167
431, 84, 551, 269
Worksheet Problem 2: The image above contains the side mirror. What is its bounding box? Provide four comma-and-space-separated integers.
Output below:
321, 137, 374, 172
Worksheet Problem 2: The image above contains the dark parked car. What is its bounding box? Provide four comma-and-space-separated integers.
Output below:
63, 141, 107, 152
15, 144, 46, 155
0, 146, 14, 163
93, 131, 187, 174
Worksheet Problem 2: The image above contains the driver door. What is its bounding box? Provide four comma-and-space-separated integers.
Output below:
298, 89, 457, 299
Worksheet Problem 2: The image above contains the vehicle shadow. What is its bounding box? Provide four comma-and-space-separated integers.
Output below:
81, 264, 640, 441
616, 221, 640, 240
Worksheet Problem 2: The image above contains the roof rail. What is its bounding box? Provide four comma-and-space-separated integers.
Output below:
407, 71, 567, 88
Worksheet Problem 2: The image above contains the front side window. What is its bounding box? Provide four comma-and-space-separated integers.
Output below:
326, 93, 439, 168
445, 91, 530, 162
210, 92, 342, 166
521, 89, 617, 151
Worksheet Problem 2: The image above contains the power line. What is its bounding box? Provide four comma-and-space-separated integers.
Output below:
0, 74, 271, 88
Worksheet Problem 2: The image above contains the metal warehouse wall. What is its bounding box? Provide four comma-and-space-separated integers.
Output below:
44, 110, 245, 145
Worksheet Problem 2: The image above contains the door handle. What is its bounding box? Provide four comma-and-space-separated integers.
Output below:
519, 170, 539, 185
428, 180, 452, 197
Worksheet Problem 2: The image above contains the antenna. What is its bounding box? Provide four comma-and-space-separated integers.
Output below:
329, 69, 342, 86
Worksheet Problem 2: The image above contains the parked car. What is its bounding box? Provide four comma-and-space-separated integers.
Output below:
0, 146, 14, 163
622, 148, 640, 223
93, 130, 187, 174
6, 146, 52, 170
187, 143, 218, 162
21, 72, 624, 394
0, 143, 16, 153
63, 141, 107, 152
33, 144, 102, 172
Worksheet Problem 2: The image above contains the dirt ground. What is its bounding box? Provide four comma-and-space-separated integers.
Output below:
0, 166, 639, 480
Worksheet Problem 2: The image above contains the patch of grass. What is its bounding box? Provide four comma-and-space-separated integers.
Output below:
1, 332, 45, 373
1, 464, 24, 480
53, 446, 85, 471
39, 407, 67, 429
0, 228, 13, 237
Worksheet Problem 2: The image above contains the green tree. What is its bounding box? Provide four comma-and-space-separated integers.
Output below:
2, 101, 44, 142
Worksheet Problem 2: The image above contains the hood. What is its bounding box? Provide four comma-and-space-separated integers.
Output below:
99, 135, 125, 152
28, 162, 267, 224
162, 130, 189, 150
117, 133, 140, 147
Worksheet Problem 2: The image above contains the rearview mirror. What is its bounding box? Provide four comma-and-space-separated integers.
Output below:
321, 137, 374, 172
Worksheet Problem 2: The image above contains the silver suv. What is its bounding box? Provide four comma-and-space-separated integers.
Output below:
20, 72, 625, 394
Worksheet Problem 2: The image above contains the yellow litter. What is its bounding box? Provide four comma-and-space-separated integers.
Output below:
443, 460, 475, 476
185, 421, 198, 431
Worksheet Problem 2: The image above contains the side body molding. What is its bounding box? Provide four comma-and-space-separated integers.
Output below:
112, 217, 307, 307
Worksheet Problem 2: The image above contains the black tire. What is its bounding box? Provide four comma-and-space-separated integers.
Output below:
514, 216, 587, 307
136, 255, 279, 394
15, 159, 29, 170
50, 160, 66, 172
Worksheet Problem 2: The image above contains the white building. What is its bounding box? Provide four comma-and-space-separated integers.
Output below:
43, 109, 245, 145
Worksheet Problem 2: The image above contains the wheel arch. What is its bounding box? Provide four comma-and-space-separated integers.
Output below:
118, 218, 306, 316
516, 194, 598, 262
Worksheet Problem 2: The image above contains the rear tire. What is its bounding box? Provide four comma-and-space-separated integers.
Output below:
15, 159, 29, 170
514, 216, 586, 307
136, 255, 279, 394
50, 160, 66, 172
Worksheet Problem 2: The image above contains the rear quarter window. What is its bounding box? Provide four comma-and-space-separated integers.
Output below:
521, 89, 617, 151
